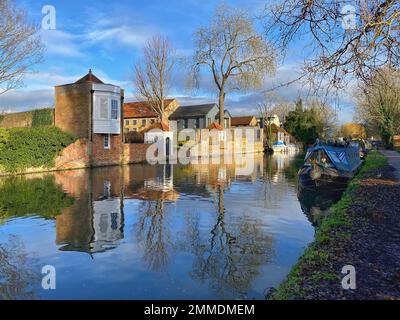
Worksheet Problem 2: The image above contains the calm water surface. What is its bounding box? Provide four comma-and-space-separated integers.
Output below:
0, 153, 316, 300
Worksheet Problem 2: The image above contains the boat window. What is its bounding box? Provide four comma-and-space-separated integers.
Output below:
305, 152, 318, 164
306, 150, 333, 167
319, 151, 332, 167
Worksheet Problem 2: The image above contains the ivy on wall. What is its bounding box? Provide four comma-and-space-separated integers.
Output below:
31, 108, 54, 127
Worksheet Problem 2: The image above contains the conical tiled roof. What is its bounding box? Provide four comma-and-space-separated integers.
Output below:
143, 121, 172, 132
75, 69, 104, 84
207, 122, 224, 131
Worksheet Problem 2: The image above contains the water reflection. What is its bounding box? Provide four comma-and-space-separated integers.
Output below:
0, 153, 315, 299
54, 169, 125, 254
0, 235, 39, 300
297, 186, 345, 226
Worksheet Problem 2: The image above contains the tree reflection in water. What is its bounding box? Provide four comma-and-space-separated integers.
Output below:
0, 235, 39, 300
135, 199, 171, 272
181, 184, 275, 299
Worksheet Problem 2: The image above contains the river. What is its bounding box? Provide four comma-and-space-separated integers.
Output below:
0, 153, 316, 300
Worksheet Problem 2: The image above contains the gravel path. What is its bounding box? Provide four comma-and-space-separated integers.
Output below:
380, 149, 400, 180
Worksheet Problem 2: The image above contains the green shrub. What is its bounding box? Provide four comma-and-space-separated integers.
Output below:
31, 108, 54, 127
0, 126, 76, 172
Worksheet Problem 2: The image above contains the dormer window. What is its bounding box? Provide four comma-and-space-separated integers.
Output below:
111, 100, 119, 120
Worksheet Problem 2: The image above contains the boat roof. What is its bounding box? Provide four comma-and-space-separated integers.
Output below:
305, 145, 362, 172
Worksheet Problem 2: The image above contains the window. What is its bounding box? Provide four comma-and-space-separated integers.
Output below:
257, 129, 261, 142
100, 98, 108, 119
125, 120, 130, 125
132, 120, 137, 125
104, 134, 110, 149
142, 119, 146, 126
103, 181, 111, 199
111, 100, 119, 120
150, 119, 155, 124
195, 118, 200, 128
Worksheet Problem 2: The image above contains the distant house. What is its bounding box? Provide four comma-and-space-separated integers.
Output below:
231, 116, 258, 127
143, 121, 174, 158
123, 99, 179, 133
169, 103, 231, 131
266, 114, 281, 127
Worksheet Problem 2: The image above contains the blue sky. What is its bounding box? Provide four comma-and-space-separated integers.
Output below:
0, 0, 355, 123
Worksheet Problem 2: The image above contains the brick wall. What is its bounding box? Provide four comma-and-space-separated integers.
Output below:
0, 111, 33, 128
91, 134, 123, 167
55, 83, 91, 138
123, 143, 152, 164
55, 138, 90, 170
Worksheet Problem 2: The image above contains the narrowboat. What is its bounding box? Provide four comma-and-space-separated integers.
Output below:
298, 144, 362, 189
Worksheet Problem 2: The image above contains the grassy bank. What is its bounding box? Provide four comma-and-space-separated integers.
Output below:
272, 150, 388, 300
0, 126, 76, 173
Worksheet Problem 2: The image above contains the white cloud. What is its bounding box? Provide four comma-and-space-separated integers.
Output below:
41, 29, 85, 58
0, 69, 128, 112
86, 25, 149, 48
0, 89, 53, 112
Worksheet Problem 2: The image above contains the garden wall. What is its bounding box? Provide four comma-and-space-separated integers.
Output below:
0, 108, 54, 129
123, 143, 152, 164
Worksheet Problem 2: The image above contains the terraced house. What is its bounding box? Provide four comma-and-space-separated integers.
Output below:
169, 103, 232, 131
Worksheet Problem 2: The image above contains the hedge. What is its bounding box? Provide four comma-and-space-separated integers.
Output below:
0, 126, 76, 172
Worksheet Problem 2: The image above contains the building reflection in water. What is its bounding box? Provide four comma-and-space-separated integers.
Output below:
53, 153, 301, 255
55, 167, 125, 254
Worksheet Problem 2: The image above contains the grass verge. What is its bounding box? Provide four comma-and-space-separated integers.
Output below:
272, 150, 387, 300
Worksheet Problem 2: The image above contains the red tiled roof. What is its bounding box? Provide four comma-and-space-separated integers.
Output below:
207, 122, 224, 131
124, 99, 176, 119
231, 116, 256, 126
75, 69, 104, 84
143, 121, 171, 132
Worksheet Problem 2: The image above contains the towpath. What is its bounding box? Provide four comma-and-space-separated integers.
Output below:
380, 149, 400, 180
273, 149, 400, 300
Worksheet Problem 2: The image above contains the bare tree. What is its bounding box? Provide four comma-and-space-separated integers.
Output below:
264, 0, 400, 94
258, 93, 294, 124
134, 35, 175, 122
191, 4, 276, 128
356, 67, 400, 145
0, 0, 43, 94
307, 98, 338, 139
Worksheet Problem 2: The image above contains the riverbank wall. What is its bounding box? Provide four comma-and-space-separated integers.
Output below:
272, 150, 400, 300
0, 139, 153, 177
0, 136, 264, 177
